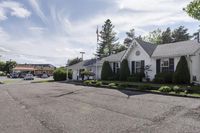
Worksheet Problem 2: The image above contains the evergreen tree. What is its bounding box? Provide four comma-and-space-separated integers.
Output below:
172, 26, 190, 42
119, 59, 130, 81
124, 29, 135, 47
113, 44, 127, 53
173, 56, 190, 84
161, 27, 173, 44
68, 57, 82, 66
101, 61, 113, 80
97, 19, 119, 58
144, 26, 190, 44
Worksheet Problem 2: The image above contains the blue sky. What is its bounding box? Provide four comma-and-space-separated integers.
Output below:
0, 0, 199, 66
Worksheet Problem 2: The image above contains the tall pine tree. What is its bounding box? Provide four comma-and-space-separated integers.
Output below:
172, 26, 190, 42
97, 19, 119, 58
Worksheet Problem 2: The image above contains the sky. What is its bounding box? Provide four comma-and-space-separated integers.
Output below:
0, 0, 199, 66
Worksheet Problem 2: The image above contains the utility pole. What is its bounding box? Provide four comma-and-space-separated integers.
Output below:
95, 25, 99, 80
80, 52, 85, 61
66, 63, 69, 81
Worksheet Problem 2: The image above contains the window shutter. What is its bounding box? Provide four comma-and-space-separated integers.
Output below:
113, 62, 115, 73
131, 61, 135, 74
169, 58, 174, 72
141, 60, 145, 73
156, 59, 160, 74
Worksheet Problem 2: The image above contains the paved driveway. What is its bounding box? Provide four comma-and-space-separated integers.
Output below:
0, 82, 200, 133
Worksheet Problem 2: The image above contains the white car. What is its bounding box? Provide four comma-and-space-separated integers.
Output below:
24, 74, 34, 80
41, 74, 49, 78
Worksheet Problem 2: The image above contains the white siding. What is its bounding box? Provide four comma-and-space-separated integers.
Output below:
191, 50, 200, 83
126, 43, 154, 80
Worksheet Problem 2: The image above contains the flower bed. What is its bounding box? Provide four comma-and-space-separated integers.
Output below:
82, 80, 200, 98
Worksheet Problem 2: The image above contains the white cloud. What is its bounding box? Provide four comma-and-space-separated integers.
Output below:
0, 0, 198, 66
0, 1, 31, 19
28, 0, 47, 24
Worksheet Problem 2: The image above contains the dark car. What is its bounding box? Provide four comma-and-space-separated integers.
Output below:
19, 73, 27, 78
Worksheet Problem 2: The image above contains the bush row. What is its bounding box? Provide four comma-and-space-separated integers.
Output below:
158, 85, 193, 94
101, 59, 131, 81
53, 68, 72, 81
83, 80, 197, 94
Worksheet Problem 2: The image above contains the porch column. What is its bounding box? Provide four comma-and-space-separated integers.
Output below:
187, 55, 192, 83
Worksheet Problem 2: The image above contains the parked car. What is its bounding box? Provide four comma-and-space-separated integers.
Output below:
10, 73, 19, 78
19, 73, 27, 78
24, 74, 34, 80
41, 73, 49, 78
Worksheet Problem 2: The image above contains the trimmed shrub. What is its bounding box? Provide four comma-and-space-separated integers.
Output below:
138, 84, 153, 90
173, 86, 182, 93
81, 70, 95, 80
158, 86, 172, 92
95, 81, 102, 86
119, 59, 130, 81
118, 83, 129, 88
112, 72, 120, 81
173, 56, 190, 84
128, 73, 145, 82
53, 68, 67, 81
0, 71, 6, 76
127, 76, 140, 82
184, 86, 193, 94
108, 83, 116, 87
154, 72, 174, 83
83, 80, 91, 85
101, 61, 113, 80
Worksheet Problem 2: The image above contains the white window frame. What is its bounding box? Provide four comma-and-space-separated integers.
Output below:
113, 62, 119, 74
161, 59, 169, 72
135, 61, 141, 73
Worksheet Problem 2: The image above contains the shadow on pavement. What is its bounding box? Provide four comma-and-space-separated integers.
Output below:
118, 89, 147, 98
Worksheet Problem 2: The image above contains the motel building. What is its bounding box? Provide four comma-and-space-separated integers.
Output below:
13, 64, 56, 76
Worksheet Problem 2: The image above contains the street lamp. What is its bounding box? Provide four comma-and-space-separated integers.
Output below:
80, 52, 85, 61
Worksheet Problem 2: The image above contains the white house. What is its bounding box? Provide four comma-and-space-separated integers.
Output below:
68, 39, 200, 84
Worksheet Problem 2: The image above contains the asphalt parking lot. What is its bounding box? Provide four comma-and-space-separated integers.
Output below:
0, 76, 53, 84
0, 81, 200, 133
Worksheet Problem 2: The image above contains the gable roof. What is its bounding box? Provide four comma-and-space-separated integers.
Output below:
67, 61, 86, 70
152, 40, 200, 58
67, 59, 98, 70
135, 38, 157, 56
83, 59, 97, 66
98, 50, 126, 65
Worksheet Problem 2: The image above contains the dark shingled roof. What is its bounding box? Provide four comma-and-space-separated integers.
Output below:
83, 59, 97, 66
135, 38, 157, 56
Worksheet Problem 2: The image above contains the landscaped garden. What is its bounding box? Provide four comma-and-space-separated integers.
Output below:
82, 56, 200, 98
83, 80, 200, 98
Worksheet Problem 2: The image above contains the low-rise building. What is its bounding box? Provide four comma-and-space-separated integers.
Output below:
68, 38, 200, 84
13, 64, 56, 76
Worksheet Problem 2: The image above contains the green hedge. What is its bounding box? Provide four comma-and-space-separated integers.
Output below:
101, 61, 113, 80
173, 56, 190, 84
154, 72, 174, 83
53, 68, 68, 81
128, 73, 145, 82
119, 59, 130, 81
